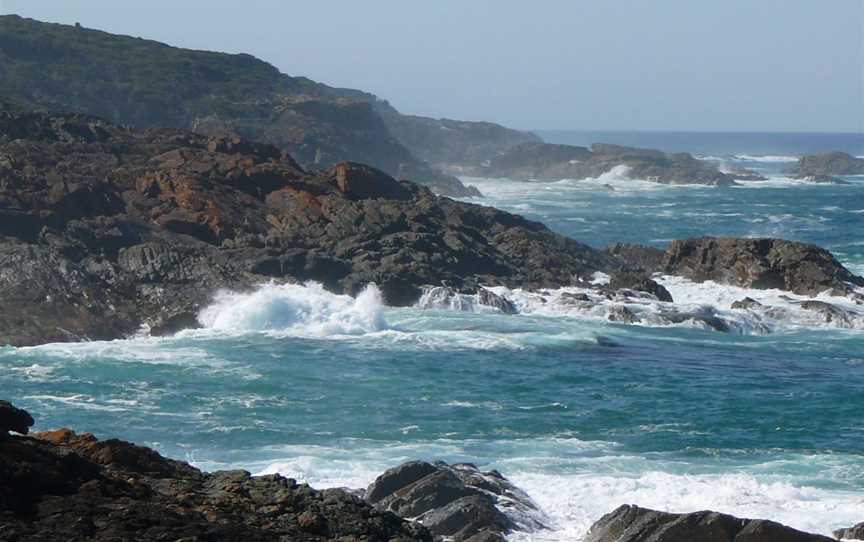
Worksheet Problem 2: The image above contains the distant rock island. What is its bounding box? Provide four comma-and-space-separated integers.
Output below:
453, 142, 735, 185
787, 151, 864, 183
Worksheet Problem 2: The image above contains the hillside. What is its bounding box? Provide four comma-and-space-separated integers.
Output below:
0, 15, 534, 195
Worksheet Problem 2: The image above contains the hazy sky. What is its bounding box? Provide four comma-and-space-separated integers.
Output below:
2, 1, 862, 132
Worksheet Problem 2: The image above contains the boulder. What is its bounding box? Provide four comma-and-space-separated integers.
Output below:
664, 237, 864, 296
732, 297, 762, 310
367, 461, 547, 541
835, 522, 864, 540
0, 400, 34, 436
609, 270, 673, 302
585, 504, 835, 542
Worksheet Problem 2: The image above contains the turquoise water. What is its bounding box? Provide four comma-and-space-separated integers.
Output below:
3, 157, 864, 539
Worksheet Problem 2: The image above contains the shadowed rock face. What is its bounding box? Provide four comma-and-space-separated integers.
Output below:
462, 142, 734, 186
0, 104, 614, 346
664, 237, 864, 296
0, 401, 34, 436
585, 505, 835, 542
0, 402, 432, 542
366, 461, 548, 541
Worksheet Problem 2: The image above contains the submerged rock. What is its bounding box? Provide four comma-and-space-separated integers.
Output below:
732, 297, 762, 310
0, 401, 431, 541
367, 461, 548, 541
417, 286, 518, 314
585, 504, 835, 542
798, 300, 857, 326
664, 237, 864, 296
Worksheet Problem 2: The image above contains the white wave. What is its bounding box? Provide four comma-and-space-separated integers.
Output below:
734, 176, 847, 188
734, 154, 799, 163
197, 282, 387, 337
221, 437, 864, 542
475, 276, 864, 335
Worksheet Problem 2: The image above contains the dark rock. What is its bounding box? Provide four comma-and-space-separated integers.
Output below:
478, 288, 518, 314
798, 300, 856, 326
604, 243, 667, 273
609, 270, 673, 302
469, 142, 734, 186
367, 461, 547, 541
0, 401, 34, 436
664, 237, 864, 296
834, 521, 864, 540
0, 405, 432, 542
585, 504, 835, 542
789, 152, 864, 177
732, 297, 762, 310
0, 104, 616, 346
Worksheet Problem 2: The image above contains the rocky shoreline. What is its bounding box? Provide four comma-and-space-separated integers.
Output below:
1, 401, 859, 541
2, 104, 863, 346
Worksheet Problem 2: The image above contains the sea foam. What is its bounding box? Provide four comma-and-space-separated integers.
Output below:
197, 282, 388, 337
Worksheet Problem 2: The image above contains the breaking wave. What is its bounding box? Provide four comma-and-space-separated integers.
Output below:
197, 282, 388, 337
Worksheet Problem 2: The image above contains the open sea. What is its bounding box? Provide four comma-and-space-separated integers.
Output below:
3, 133, 864, 540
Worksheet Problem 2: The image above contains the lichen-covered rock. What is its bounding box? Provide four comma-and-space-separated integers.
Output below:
0, 401, 432, 542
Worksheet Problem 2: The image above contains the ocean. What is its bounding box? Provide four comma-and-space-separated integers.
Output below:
3, 138, 864, 540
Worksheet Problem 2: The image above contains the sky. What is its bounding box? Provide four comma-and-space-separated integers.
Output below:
1, 0, 862, 132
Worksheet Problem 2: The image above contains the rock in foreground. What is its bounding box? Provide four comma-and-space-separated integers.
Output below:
0, 401, 431, 542
585, 504, 835, 542
0, 400, 34, 436
366, 460, 548, 541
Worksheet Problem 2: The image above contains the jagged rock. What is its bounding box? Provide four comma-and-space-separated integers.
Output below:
732, 297, 762, 310
603, 243, 666, 273
585, 504, 835, 542
367, 461, 547, 542
0, 400, 33, 436
835, 521, 864, 540
416, 286, 519, 314
478, 288, 518, 314
0, 401, 431, 541
664, 237, 864, 296
609, 270, 673, 302
0, 104, 615, 346
607, 306, 640, 324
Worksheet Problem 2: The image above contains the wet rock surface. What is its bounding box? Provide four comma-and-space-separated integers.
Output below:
789, 152, 864, 179
585, 504, 835, 542
0, 402, 432, 542
366, 461, 548, 541
0, 400, 34, 436
0, 104, 614, 346
835, 522, 864, 540
664, 237, 864, 296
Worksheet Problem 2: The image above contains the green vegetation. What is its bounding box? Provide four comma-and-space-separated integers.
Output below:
0, 15, 327, 127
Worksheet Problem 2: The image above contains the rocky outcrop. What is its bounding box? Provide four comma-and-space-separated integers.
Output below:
603, 243, 666, 273
465, 142, 734, 186
0, 400, 33, 436
416, 286, 518, 314
835, 522, 864, 540
789, 152, 864, 180
664, 237, 864, 296
0, 401, 431, 541
585, 505, 835, 542
366, 461, 547, 541
0, 104, 614, 346
608, 270, 673, 302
